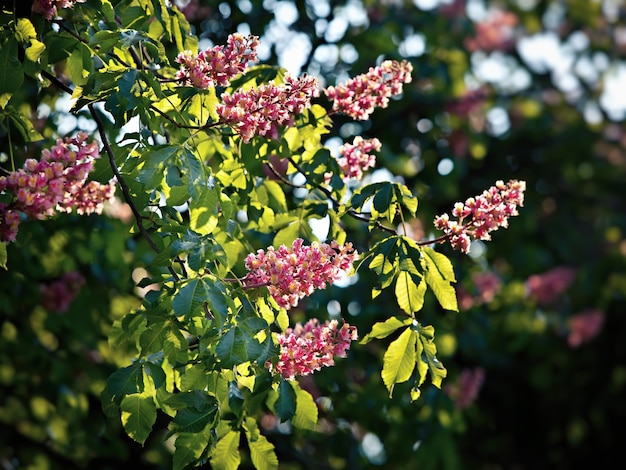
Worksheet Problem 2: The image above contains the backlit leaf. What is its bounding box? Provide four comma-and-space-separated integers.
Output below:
381, 327, 417, 397
120, 393, 157, 445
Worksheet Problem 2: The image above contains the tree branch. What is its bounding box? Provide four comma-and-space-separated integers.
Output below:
88, 103, 179, 281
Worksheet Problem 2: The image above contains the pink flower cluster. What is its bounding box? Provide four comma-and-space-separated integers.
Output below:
0, 132, 116, 243
567, 309, 604, 348
244, 238, 358, 310
269, 319, 358, 380
324, 60, 413, 120
526, 266, 576, 306
32, 0, 86, 20
175, 34, 259, 89
433, 179, 526, 253
40, 271, 86, 313
336, 136, 381, 181
217, 75, 319, 142
445, 367, 485, 410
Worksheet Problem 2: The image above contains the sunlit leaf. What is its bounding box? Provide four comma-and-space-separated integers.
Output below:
291, 382, 318, 431
210, 430, 241, 470
361, 316, 412, 344
381, 327, 417, 397
120, 393, 157, 445
245, 418, 279, 470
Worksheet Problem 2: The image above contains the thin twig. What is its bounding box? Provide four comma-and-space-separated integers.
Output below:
88, 103, 179, 281
286, 155, 398, 234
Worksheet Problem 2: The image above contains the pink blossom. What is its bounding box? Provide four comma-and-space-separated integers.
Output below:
269, 319, 358, 380
465, 8, 518, 53
32, 0, 86, 20
40, 271, 86, 313
175, 34, 259, 88
324, 60, 413, 121
472, 271, 502, 303
244, 238, 358, 310
0, 132, 116, 243
335, 136, 381, 181
217, 75, 319, 142
567, 309, 604, 348
445, 367, 485, 410
433, 179, 525, 254
526, 266, 577, 306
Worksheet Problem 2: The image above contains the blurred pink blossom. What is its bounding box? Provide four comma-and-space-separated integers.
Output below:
32, 0, 86, 20
40, 271, 86, 312
465, 8, 518, 53
445, 367, 485, 410
568, 310, 604, 348
526, 266, 577, 306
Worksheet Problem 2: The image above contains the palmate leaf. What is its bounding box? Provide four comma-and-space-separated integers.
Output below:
381, 327, 418, 397
120, 392, 157, 445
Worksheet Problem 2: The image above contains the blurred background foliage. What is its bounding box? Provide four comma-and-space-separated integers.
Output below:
2, 0, 626, 468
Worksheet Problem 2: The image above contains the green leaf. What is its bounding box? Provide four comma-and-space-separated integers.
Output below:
0, 242, 7, 269
139, 322, 169, 356
215, 327, 249, 368
167, 395, 219, 436
143, 362, 166, 390
372, 182, 395, 221
419, 330, 447, 388
423, 247, 456, 281
15, 18, 36, 43
120, 393, 157, 445
7, 108, 44, 142
101, 363, 145, 417
274, 379, 296, 422
361, 316, 412, 344
423, 247, 458, 311
273, 222, 300, 247
381, 327, 417, 397
0, 38, 24, 95
66, 43, 92, 86
395, 271, 426, 314
228, 381, 245, 417
172, 278, 210, 319
173, 431, 212, 470
291, 382, 318, 431
244, 418, 278, 470
210, 430, 241, 470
